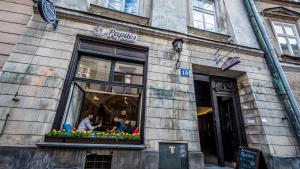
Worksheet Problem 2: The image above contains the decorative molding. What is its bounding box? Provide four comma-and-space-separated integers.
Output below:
257, 0, 300, 7
187, 26, 231, 43
262, 7, 300, 21
280, 54, 300, 65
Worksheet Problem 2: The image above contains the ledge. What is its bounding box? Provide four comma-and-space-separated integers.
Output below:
187, 26, 231, 43
279, 54, 300, 65
37, 142, 146, 150
90, 4, 149, 26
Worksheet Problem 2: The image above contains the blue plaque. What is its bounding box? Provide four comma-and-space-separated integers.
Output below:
180, 69, 189, 77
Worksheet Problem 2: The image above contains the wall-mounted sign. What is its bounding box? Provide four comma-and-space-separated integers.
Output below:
94, 27, 137, 42
221, 57, 241, 71
180, 69, 189, 77
37, 0, 59, 29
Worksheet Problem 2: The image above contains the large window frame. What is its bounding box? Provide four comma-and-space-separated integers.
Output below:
272, 21, 300, 57
191, 0, 217, 32
52, 35, 148, 144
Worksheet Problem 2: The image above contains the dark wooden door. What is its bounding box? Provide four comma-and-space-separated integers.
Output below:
210, 77, 246, 167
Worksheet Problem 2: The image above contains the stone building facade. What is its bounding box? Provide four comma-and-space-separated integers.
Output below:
0, 0, 33, 70
253, 0, 300, 110
0, 0, 299, 169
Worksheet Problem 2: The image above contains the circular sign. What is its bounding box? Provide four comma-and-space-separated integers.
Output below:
37, 0, 57, 24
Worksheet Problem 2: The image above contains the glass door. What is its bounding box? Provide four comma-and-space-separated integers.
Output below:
62, 82, 85, 129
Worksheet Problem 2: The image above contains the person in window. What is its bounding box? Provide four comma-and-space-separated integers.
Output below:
78, 113, 102, 132
109, 117, 126, 132
125, 121, 135, 134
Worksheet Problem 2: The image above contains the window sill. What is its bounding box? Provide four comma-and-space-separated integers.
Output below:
187, 26, 231, 43
280, 54, 300, 64
90, 4, 149, 26
37, 142, 146, 150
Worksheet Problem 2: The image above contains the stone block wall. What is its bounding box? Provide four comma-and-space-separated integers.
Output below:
0, 0, 33, 69
0, 5, 298, 168
283, 68, 300, 108
0, 147, 142, 169
188, 41, 299, 158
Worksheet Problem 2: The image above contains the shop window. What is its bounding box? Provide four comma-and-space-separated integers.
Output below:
85, 154, 112, 169
62, 55, 144, 139
192, 0, 216, 32
49, 37, 147, 145
108, 0, 139, 15
272, 21, 300, 57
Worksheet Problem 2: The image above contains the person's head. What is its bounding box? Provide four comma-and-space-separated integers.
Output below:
87, 114, 95, 120
113, 117, 119, 122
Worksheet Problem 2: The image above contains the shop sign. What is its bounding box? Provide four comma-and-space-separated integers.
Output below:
37, 0, 59, 29
94, 27, 137, 42
221, 57, 240, 71
180, 69, 189, 77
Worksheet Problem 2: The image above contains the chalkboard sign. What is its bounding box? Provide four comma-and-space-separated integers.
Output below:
237, 147, 260, 169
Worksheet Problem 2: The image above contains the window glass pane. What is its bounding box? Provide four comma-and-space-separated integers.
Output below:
289, 38, 299, 57
113, 62, 143, 85
193, 0, 203, 8
194, 21, 204, 29
205, 23, 214, 31
76, 56, 111, 81
204, 13, 214, 25
193, 10, 203, 22
274, 24, 284, 34
278, 37, 289, 55
63, 83, 84, 128
114, 62, 143, 74
74, 81, 142, 134
108, 0, 122, 11
284, 26, 295, 36
203, 1, 214, 11
124, 0, 139, 15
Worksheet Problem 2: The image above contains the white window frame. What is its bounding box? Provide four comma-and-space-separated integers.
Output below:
272, 21, 300, 57
106, 0, 140, 15
192, 0, 217, 32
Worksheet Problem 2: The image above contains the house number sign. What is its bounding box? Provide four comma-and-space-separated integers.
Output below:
37, 0, 59, 29
94, 27, 137, 42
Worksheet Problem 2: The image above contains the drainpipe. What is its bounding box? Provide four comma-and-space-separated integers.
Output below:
243, 0, 300, 145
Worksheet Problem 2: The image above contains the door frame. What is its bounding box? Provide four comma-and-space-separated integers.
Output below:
194, 74, 247, 167
210, 76, 247, 166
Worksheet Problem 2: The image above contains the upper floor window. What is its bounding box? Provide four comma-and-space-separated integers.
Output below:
108, 0, 139, 15
192, 0, 216, 32
272, 21, 300, 57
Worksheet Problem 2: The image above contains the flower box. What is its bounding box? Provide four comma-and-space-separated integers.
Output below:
64, 137, 93, 144
44, 135, 65, 143
118, 139, 141, 145
92, 138, 117, 144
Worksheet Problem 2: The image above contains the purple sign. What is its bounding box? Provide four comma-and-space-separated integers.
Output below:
221, 57, 241, 71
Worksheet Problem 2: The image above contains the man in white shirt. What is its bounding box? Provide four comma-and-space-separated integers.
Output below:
78, 114, 101, 131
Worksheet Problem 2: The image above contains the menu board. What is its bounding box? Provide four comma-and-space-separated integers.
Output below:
237, 147, 260, 169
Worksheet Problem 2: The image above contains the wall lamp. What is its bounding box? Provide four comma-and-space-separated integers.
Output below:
172, 38, 184, 69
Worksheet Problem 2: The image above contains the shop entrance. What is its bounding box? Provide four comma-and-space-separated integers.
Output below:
194, 74, 246, 167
